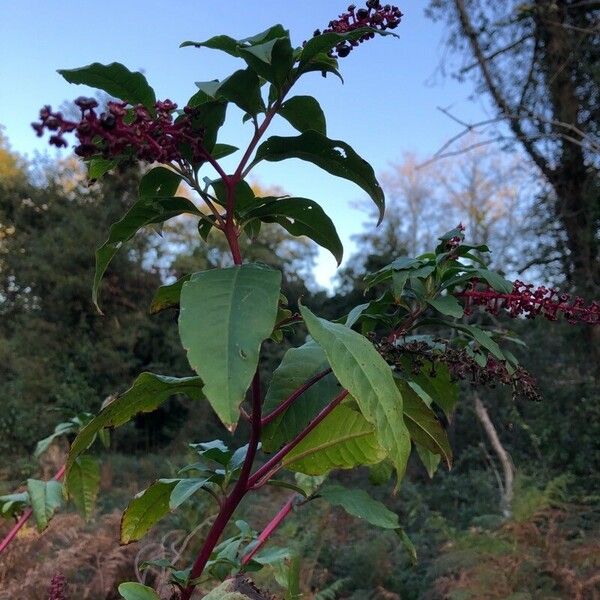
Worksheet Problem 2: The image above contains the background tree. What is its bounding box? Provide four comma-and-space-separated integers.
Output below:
427, 0, 600, 297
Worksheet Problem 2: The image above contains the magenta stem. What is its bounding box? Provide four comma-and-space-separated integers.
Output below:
0, 463, 67, 555
261, 368, 333, 427
248, 389, 349, 489
180, 372, 262, 600
241, 493, 299, 567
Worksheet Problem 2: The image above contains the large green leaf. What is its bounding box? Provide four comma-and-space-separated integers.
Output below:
399, 356, 458, 422
299, 29, 395, 67
278, 95, 326, 135
118, 582, 161, 600
318, 484, 400, 530
300, 305, 411, 478
475, 268, 513, 294
139, 166, 182, 198
66, 455, 100, 521
66, 373, 204, 476
58, 62, 156, 113
283, 405, 385, 475
121, 480, 178, 543
427, 295, 464, 318
183, 97, 228, 154
27, 479, 63, 532
243, 197, 343, 264
93, 196, 201, 309
397, 380, 452, 468
214, 68, 264, 116
239, 36, 294, 87
252, 132, 385, 224
179, 265, 281, 429
262, 341, 339, 453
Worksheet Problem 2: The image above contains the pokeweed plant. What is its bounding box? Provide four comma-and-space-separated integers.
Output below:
4, 1, 598, 598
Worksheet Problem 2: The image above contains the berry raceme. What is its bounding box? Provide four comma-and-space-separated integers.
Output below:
32, 97, 206, 165
457, 280, 600, 325
314, 1, 403, 58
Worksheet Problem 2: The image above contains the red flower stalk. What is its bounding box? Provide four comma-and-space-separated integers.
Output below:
458, 280, 600, 325
48, 573, 67, 600
315, 1, 403, 58
32, 97, 206, 165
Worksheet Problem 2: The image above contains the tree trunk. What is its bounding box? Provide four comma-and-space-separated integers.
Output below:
473, 393, 515, 518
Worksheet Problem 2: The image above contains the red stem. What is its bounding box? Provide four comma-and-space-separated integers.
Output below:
0, 464, 67, 555
180, 372, 262, 600
261, 368, 332, 427
240, 493, 299, 567
248, 389, 349, 489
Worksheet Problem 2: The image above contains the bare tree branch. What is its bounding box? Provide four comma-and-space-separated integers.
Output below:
453, 0, 555, 180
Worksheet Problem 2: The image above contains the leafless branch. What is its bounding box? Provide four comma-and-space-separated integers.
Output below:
460, 34, 533, 75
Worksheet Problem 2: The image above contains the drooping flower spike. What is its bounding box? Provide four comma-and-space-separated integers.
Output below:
314, 1, 403, 58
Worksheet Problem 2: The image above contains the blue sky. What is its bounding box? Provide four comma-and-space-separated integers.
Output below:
0, 0, 488, 288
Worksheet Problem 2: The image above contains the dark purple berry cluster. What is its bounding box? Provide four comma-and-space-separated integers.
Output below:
314, 1, 403, 58
458, 280, 600, 325
32, 97, 206, 165
377, 339, 542, 403
48, 573, 68, 600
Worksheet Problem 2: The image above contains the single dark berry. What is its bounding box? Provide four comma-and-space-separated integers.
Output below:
356, 8, 369, 19
366, 0, 381, 8
313, 29, 321, 36
348, 4, 356, 10
337, 44, 352, 57
74, 96, 98, 111
100, 113, 117, 130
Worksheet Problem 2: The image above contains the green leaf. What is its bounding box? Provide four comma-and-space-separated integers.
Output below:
299, 29, 395, 66
0, 492, 29, 518
183, 98, 227, 154
88, 158, 117, 180
139, 166, 182, 198
121, 479, 179, 543
427, 295, 464, 318
463, 324, 505, 359
278, 95, 326, 135
179, 265, 281, 429
211, 179, 256, 214
397, 380, 452, 468
318, 484, 400, 530
476, 268, 513, 294
369, 461, 394, 486
300, 305, 411, 478
252, 132, 385, 224
66, 456, 100, 520
118, 582, 161, 600
58, 62, 156, 113
399, 356, 458, 421
181, 35, 240, 56
169, 478, 211, 509
149, 274, 191, 314
212, 144, 239, 160
262, 340, 338, 453
66, 373, 204, 475
283, 405, 385, 475
239, 37, 294, 86
27, 479, 63, 532
93, 196, 201, 310
218, 68, 264, 116
416, 446, 441, 478
35, 421, 77, 458
243, 197, 343, 264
